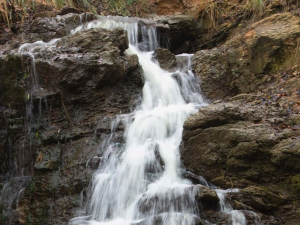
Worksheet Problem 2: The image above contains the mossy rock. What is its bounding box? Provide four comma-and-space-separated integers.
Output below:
291, 174, 300, 193
0, 54, 30, 110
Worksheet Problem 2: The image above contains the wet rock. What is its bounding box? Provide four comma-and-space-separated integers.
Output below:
34, 146, 60, 171
137, 187, 197, 215
195, 184, 220, 207
0, 18, 144, 224
192, 12, 300, 101
58, 6, 83, 15
152, 48, 177, 71
0, 54, 31, 180
137, 184, 219, 220
30, 13, 96, 42
133, 213, 203, 225
0, 176, 32, 224
153, 15, 196, 54
0, 13, 97, 47
291, 174, 300, 192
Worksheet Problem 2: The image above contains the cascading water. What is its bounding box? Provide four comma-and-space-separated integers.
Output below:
216, 189, 247, 225
69, 17, 207, 225
13, 15, 261, 225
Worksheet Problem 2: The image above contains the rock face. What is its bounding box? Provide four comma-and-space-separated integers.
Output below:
182, 95, 300, 181
0, 19, 143, 224
180, 10, 300, 225
192, 12, 300, 101
1, 3, 300, 224
181, 95, 300, 223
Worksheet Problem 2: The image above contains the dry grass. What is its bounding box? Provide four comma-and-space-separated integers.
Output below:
198, 0, 225, 31
0, 0, 10, 26
245, 0, 293, 22
0, 0, 139, 26
0, 0, 75, 26
244, 0, 267, 22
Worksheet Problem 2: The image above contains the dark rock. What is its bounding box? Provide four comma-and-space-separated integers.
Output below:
0, 28, 14, 45
195, 184, 220, 207
29, 13, 97, 42
0, 176, 32, 224
0, 20, 143, 224
152, 15, 196, 54
231, 186, 287, 213
152, 48, 177, 71
182, 96, 299, 181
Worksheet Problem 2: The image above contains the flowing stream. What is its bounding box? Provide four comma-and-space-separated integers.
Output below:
70, 17, 207, 225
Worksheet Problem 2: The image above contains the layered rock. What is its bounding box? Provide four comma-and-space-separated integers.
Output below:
0, 12, 96, 52
192, 12, 300, 101
0, 26, 143, 224
181, 94, 300, 224
179, 10, 300, 224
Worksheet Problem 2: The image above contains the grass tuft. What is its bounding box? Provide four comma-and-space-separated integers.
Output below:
0, 0, 76, 27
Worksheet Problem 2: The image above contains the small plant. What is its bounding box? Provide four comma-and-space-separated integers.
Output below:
0, 0, 10, 26
199, 0, 225, 31
247, 0, 265, 19
127, 0, 134, 5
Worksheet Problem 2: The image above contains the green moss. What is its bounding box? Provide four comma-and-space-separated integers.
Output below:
291, 174, 300, 192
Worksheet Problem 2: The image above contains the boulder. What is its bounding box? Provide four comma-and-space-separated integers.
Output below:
31, 28, 137, 91
152, 15, 196, 54
195, 184, 220, 207
152, 48, 177, 71
57, 27, 128, 54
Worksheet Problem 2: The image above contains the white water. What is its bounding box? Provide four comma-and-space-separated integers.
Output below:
216, 189, 247, 225
69, 17, 206, 225
18, 38, 60, 87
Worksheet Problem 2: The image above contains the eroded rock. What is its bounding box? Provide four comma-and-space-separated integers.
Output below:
192, 12, 300, 101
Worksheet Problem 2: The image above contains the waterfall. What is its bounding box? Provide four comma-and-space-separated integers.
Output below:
69, 17, 207, 225
14, 15, 260, 225
11, 14, 263, 224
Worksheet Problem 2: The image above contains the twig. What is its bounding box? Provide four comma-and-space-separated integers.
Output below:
60, 91, 74, 126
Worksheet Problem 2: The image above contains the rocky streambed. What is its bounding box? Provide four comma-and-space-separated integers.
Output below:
0, 4, 300, 225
